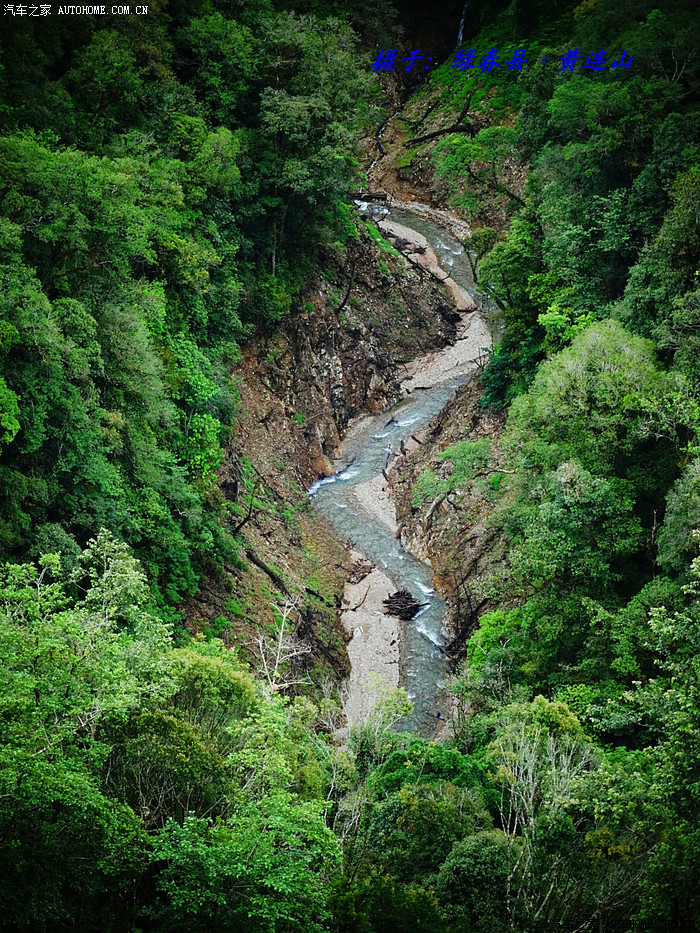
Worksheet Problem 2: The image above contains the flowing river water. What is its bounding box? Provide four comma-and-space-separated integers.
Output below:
309, 204, 490, 736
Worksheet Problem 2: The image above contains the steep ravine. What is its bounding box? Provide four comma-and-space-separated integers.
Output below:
189, 202, 492, 739
187, 220, 477, 691
308, 205, 491, 736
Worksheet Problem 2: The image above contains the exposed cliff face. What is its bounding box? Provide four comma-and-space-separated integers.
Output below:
362, 75, 526, 232
389, 376, 510, 654
236, 228, 464, 486
185, 224, 468, 683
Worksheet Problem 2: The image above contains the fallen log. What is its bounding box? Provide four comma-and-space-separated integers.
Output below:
383, 588, 427, 620
244, 549, 291, 596
348, 191, 389, 201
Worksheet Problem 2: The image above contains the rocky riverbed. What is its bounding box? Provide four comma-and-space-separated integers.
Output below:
310, 204, 492, 736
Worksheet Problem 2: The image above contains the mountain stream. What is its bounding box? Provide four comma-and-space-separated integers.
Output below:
309, 204, 491, 736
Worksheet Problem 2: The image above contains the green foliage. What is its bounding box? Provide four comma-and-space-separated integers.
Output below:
331, 873, 447, 933
434, 125, 522, 214
150, 797, 339, 933
0, 536, 343, 929
372, 739, 487, 795
0, 133, 235, 604
455, 0, 700, 407
479, 215, 545, 405
412, 439, 492, 507
464, 607, 529, 705
411, 468, 447, 508
351, 1, 698, 929
435, 831, 510, 933
505, 320, 654, 460
658, 459, 700, 571
0, 4, 376, 608
0, 377, 19, 450
2, 2, 700, 930
461, 321, 692, 735
361, 218, 401, 257
366, 781, 489, 884
0, 536, 167, 929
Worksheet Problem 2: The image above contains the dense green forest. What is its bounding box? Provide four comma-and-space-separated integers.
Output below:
1, 0, 700, 930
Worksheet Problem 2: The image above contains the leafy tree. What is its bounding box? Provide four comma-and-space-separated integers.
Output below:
365, 781, 489, 884
435, 831, 510, 933
0, 535, 169, 930
149, 796, 340, 933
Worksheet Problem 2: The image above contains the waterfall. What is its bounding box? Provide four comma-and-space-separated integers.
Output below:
456, 0, 468, 46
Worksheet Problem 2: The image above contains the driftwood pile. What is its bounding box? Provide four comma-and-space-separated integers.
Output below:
383, 589, 426, 620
